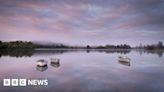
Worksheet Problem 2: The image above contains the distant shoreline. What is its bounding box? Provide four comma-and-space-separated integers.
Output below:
0, 41, 164, 50
0, 48, 164, 51
0, 48, 163, 58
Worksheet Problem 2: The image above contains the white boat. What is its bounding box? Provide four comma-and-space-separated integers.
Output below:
37, 59, 48, 67
118, 56, 131, 63
51, 58, 60, 64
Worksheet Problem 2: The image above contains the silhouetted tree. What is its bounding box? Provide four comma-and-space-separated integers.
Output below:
157, 41, 163, 48
87, 45, 90, 49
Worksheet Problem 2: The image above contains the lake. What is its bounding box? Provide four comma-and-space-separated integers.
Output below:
0, 49, 164, 92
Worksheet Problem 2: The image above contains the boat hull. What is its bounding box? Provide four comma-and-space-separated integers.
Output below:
118, 58, 130, 62
37, 59, 48, 67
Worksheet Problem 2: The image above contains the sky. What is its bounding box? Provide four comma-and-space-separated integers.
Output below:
0, 0, 164, 46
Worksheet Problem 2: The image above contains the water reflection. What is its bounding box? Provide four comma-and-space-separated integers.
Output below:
34, 49, 71, 55
105, 49, 131, 54
50, 62, 60, 68
135, 49, 163, 57
0, 49, 34, 58
118, 61, 131, 66
0, 49, 163, 58
36, 66, 48, 72
0, 49, 164, 92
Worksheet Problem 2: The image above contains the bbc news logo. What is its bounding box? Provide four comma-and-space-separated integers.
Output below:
3, 79, 48, 86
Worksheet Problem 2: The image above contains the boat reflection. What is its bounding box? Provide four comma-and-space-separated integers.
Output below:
36, 66, 48, 72
50, 62, 60, 68
118, 60, 131, 66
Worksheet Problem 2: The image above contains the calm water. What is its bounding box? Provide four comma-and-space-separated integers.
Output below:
0, 49, 164, 92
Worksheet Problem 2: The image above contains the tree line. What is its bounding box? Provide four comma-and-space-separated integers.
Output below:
136, 41, 164, 50
0, 41, 34, 49
94, 44, 131, 49
0, 41, 131, 49
0, 40, 163, 50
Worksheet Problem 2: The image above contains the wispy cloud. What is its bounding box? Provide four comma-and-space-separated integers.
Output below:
0, 0, 164, 45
